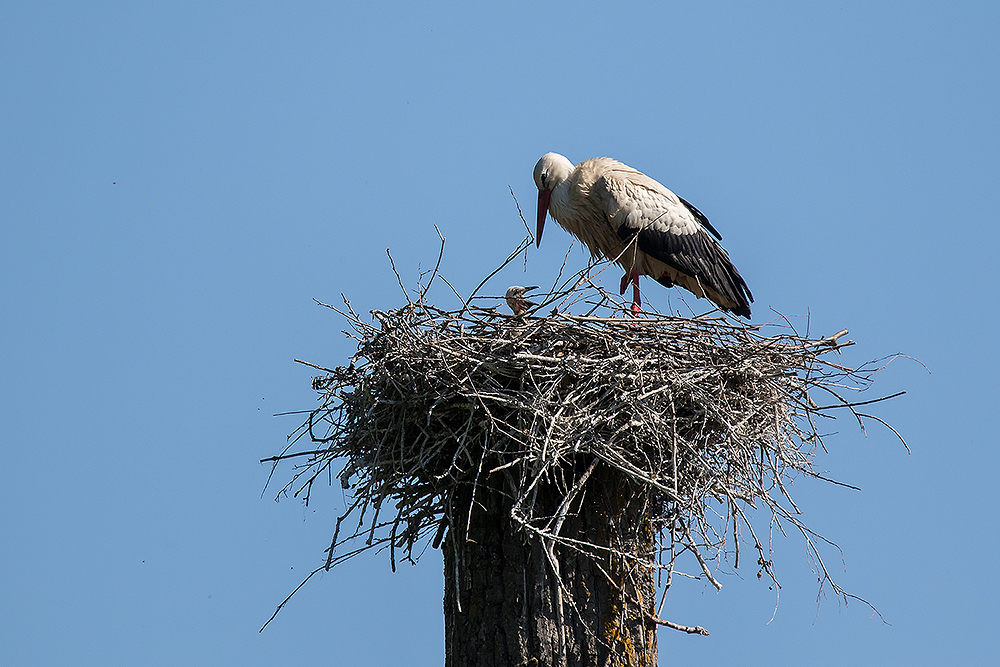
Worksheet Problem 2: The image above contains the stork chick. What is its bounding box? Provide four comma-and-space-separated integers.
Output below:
505, 285, 538, 317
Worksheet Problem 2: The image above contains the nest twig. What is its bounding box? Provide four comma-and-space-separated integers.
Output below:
261, 228, 906, 633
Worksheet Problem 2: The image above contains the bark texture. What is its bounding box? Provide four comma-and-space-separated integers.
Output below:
444, 463, 656, 667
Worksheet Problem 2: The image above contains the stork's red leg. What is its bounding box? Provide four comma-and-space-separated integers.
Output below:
620, 270, 642, 314
631, 272, 642, 314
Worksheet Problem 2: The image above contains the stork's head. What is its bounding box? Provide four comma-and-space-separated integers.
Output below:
532, 153, 573, 247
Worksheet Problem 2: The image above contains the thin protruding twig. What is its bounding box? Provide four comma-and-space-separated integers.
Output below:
648, 615, 710, 636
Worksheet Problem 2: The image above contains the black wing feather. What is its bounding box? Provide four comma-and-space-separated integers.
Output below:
617, 223, 754, 318
677, 195, 723, 241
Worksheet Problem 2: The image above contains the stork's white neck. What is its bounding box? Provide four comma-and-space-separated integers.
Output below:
548, 180, 574, 224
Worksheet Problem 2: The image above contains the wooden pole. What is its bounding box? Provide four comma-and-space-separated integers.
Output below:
444, 461, 657, 667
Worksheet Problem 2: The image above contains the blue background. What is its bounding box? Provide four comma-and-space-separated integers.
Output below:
3, 2, 997, 664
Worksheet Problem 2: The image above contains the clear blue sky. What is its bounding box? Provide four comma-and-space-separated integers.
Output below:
2, 2, 998, 665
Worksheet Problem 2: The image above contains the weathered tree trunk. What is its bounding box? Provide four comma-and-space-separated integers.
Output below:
444, 462, 657, 667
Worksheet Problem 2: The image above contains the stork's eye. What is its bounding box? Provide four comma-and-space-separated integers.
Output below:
540, 173, 548, 188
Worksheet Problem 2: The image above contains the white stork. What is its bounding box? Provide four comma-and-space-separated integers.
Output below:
533, 153, 753, 318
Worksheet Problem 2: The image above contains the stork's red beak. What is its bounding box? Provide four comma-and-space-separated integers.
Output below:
536, 189, 551, 247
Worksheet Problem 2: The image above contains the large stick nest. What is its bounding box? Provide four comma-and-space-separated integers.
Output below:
264, 234, 904, 631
